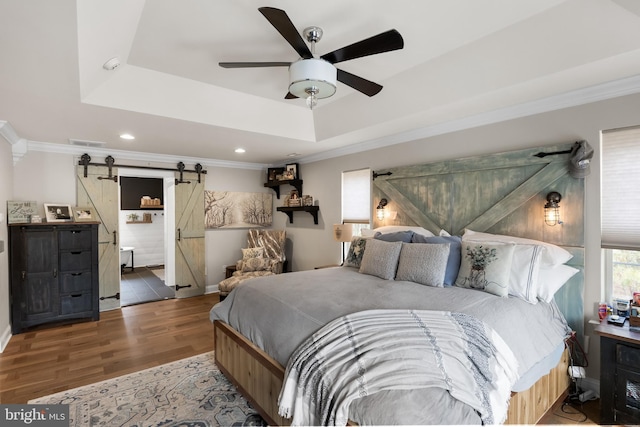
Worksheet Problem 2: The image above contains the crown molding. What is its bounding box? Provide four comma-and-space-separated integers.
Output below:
298, 74, 640, 164
1, 121, 30, 164
23, 140, 269, 171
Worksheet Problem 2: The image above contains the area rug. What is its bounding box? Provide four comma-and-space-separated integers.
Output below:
29, 351, 266, 427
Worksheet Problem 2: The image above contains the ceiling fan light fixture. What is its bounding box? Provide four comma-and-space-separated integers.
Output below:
289, 59, 337, 108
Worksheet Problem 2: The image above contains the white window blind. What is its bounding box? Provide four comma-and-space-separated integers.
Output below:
601, 126, 640, 250
342, 168, 371, 223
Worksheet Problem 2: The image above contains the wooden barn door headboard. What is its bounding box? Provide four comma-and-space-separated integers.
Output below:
372, 143, 585, 337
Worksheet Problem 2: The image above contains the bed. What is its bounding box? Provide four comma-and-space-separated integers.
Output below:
210, 144, 584, 425
210, 228, 576, 425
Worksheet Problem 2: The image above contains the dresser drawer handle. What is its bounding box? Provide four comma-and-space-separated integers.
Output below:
70, 294, 82, 298
70, 251, 81, 255
71, 272, 83, 276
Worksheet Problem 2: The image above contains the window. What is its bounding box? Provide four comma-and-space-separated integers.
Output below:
341, 169, 371, 255
602, 126, 640, 303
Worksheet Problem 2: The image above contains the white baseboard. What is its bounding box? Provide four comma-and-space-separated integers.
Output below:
0, 324, 12, 353
205, 284, 219, 295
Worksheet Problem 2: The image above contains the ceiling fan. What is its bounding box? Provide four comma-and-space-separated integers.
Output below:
219, 7, 404, 109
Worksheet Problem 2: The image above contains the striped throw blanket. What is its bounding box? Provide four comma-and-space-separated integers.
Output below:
278, 309, 518, 426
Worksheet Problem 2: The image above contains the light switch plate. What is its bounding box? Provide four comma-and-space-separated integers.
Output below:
0, 212, 4, 223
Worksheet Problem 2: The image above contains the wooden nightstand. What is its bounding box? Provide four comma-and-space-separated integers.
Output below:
595, 321, 640, 424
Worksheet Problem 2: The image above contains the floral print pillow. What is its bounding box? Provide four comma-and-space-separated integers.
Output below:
455, 242, 514, 297
344, 237, 368, 268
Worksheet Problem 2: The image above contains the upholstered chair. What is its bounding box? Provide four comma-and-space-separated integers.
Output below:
218, 229, 286, 299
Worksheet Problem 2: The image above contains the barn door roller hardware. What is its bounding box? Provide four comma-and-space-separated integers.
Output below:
79, 154, 118, 181
175, 162, 192, 185
372, 170, 392, 180
99, 156, 118, 181
78, 153, 207, 179
533, 149, 572, 158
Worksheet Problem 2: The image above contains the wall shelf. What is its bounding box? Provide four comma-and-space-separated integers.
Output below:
264, 179, 302, 199
126, 220, 152, 224
277, 206, 319, 224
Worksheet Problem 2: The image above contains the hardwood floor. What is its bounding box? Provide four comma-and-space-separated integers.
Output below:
0, 293, 219, 404
539, 396, 601, 424
1, 292, 600, 425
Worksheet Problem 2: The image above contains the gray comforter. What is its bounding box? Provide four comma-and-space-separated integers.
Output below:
210, 266, 570, 425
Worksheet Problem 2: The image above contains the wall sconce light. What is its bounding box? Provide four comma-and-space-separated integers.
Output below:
376, 198, 388, 220
544, 192, 563, 226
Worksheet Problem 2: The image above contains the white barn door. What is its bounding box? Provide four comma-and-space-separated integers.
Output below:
174, 171, 205, 298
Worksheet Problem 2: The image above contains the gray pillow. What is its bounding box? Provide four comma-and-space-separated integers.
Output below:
395, 243, 450, 287
411, 234, 462, 286
374, 230, 414, 243
359, 239, 403, 280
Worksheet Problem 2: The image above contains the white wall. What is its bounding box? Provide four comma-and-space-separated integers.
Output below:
119, 210, 165, 267
0, 139, 14, 351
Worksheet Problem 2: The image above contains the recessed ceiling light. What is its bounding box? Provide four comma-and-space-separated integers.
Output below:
287, 153, 301, 157
120, 133, 135, 140
235, 148, 246, 153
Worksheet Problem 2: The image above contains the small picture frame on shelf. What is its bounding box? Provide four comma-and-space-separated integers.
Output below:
267, 167, 285, 182
73, 206, 95, 222
44, 203, 73, 222
285, 163, 299, 180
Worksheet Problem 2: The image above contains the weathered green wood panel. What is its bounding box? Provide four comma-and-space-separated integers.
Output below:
372, 143, 585, 337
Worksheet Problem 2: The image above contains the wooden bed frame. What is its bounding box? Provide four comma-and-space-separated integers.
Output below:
214, 320, 570, 425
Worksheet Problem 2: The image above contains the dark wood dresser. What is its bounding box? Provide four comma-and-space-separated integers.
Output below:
596, 321, 640, 424
8, 222, 100, 334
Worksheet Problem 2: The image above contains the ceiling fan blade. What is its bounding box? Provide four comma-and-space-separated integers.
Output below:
285, 92, 298, 99
337, 69, 383, 97
321, 29, 404, 64
219, 62, 290, 68
258, 7, 313, 59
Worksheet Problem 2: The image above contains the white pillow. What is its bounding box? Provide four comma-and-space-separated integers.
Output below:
395, 242, 450, 287
456, 242, 515, 297
508, 244, 544, 304
361, 225, 435, 238
463, 229, 572, 267
461, 237, 545, 303
537, 264, 579, 303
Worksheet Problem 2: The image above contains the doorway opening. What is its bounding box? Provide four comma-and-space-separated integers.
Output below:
118, 168, 176, 307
